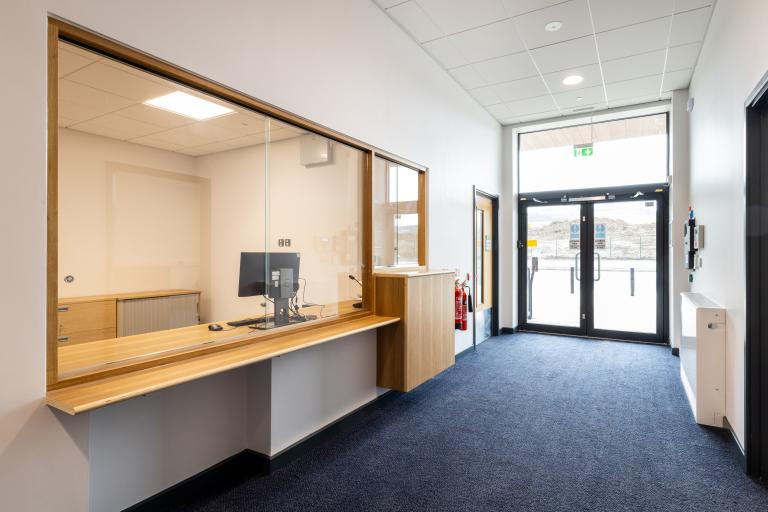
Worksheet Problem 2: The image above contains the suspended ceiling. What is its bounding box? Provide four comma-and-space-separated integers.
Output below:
375, 0, 715, 125
57, 41, 306, 157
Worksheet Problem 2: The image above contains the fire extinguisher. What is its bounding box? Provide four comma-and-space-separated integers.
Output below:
455, 281, 465, 330
455, 273, 471, 331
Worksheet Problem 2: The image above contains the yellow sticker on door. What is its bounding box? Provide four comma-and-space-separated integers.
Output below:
527, 239, 538, 247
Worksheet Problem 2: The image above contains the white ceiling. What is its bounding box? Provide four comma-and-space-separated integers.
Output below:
375, 0, 715, 124
58, 42, 306, 156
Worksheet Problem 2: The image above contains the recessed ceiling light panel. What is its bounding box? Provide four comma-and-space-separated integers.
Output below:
544, 21, 563, 32
562, 75, 584, 86
144, 91, 235, 120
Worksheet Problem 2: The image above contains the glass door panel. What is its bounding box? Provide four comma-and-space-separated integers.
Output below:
592, 200, 657, 334
525, 204, 582, 328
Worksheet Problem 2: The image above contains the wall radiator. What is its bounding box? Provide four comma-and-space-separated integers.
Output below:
117, 294, 200, 337
680, 292, 725, 427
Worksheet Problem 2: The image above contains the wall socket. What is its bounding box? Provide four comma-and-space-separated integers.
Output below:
277, 238, 291, 247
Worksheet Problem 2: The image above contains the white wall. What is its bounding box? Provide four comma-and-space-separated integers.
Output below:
687, 0, 768, 446
668, 90, 691, 351
0, 1, 501, 510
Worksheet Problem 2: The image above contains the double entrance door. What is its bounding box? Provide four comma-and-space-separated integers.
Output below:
518, 187, 667, 343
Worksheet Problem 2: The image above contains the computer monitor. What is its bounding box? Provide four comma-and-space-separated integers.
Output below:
238, 252, 300, 327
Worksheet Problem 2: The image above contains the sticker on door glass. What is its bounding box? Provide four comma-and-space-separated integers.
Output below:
569, 223, 580, 250
595, 223, 607, 249
527, 239, 538, 248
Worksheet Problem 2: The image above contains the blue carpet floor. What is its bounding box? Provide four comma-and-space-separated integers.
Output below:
176, 333, 768, 511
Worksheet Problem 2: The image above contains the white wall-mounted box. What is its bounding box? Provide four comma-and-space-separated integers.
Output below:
680, 292, 725, 427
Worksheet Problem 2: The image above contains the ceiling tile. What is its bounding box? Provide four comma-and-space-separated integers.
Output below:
662, 68, 693, 92
207, 112, 268, 137
543, 63, 602, 93
501, 109, 561, 125
589, 0, 673, 32
376, 0, 406, 8
666, 42, 701, 72
70, 113, 164, 141
129, 136, 185, 152
500, 0, 565, 17
605, 75, 662, 102
114, 104, 195, 129
486, 103, 514, 119
529, 35, 598, 74
602, 50, 666, 84
181, 141, 237, 157
58, 116, 78, 128
416, 0, 508, 35
468, 85, 503, 106
473, 51, 538, 84
387, 2, 443, 42
505, 94, 558, 116
422, 38, 468, 68
669, 7, 711, 47
675, 0, 713, 12
449, 65, 488, 89
59, 79, 134, 118
270, 128, 306, 142
513, 0, 593, 50
448, 18, 525, 63
493, 75, 549, 102
59, 49, 95, 78
66, 62, 174, 102
552, 85, 605, 109
596, 17, 671, 61
148, 123, 229, 147
609, 93, 666, 109
226, 133, 268, 149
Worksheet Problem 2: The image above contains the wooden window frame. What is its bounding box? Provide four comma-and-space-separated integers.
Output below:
373, 154, 428, 271
46, 18, 428, 389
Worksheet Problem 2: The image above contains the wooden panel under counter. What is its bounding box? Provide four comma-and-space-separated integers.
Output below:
375, 269, 455, 392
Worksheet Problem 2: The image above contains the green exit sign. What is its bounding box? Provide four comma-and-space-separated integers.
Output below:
574, 144, 594, 157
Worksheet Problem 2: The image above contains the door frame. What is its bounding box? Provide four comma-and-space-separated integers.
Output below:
745, 69, 768, 478
517, 183, 669, 344
473, 187, 500, 349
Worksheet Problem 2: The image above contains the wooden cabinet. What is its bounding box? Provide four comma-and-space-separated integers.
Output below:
57, 290, 199, 346
57, 299, 117, 346
375, 270, 455, 392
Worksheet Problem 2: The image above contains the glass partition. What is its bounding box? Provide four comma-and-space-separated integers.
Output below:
518, 113, 668, 193
55, 40, 365, 381
373, 157, 421, 267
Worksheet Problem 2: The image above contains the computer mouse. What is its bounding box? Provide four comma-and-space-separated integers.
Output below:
208, 324, 223, 331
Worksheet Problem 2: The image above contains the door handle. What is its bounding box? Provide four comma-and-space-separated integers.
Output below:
594, 253, 601, 281
574, 252, 580, 281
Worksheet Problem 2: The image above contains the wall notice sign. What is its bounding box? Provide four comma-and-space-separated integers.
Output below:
527, 239, 538, 248
595, 223, 606, 249
573, 143, 594, 157
569, 223, 580, 249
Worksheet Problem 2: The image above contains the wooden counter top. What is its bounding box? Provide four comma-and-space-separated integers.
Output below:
57, 301, 361, 382
373, 268, 454, 278
58, 289, 200, 305
47, 314, 399, 415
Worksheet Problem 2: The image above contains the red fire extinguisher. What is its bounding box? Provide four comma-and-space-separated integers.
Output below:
455, 273, 470, 331
455, 282, 465, 330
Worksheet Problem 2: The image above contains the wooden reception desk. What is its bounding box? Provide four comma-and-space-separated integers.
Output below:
47, 269, 456, 414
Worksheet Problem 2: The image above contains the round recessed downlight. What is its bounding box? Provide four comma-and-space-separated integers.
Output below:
544, 21, 562, 32
562, 75, 584, 86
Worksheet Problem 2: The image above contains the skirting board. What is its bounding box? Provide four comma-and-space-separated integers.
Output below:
126, 390, 400, 511
500, 327, 517, 335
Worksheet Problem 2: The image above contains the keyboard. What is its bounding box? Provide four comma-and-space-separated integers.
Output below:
226, 317, 268, 327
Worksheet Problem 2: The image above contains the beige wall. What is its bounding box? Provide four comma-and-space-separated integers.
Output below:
58, 128, 209, 300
